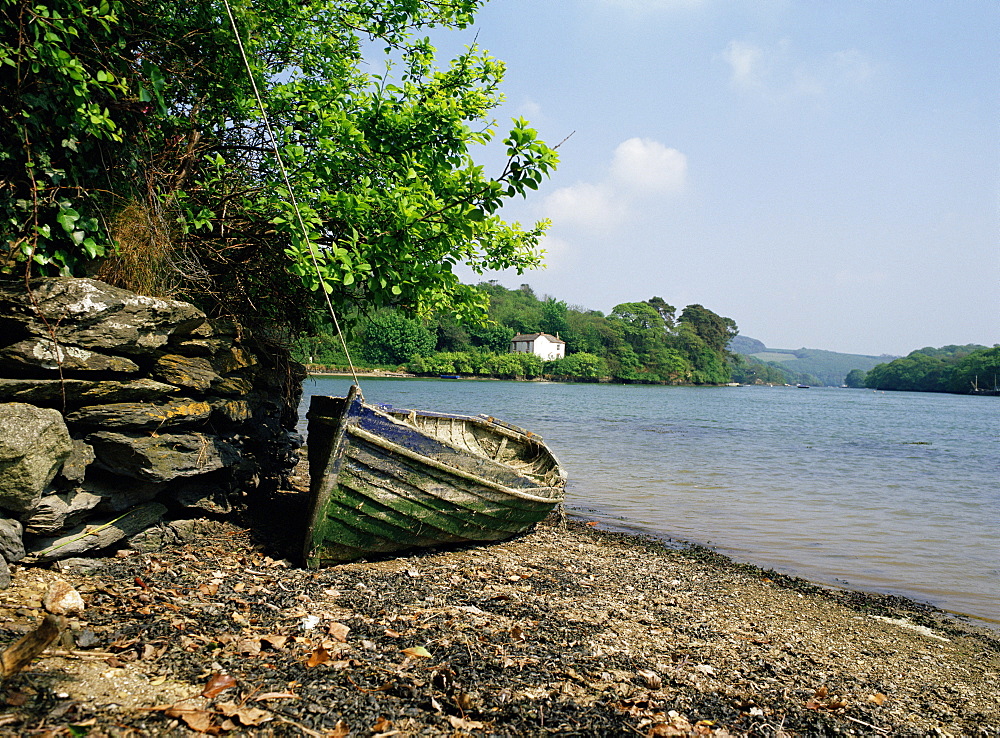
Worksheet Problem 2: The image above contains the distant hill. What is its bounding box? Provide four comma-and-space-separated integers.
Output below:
729, 337, 896, 386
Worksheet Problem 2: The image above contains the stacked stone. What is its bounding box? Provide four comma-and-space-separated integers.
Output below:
0, 278, 302, 585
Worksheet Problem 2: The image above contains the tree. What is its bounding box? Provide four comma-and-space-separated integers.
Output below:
844, 369, 867, 388
358, 312, 435, 365
677, 304, 738, 354
2, 0, 558, 336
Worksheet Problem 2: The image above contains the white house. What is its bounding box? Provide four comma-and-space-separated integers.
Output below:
510, 332, 566, 361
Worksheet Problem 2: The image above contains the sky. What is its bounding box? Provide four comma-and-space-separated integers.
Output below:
430, 0, 998, 356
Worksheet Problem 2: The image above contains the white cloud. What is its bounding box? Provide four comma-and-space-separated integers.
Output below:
722, 39, 876, 99
542, 182, 625, 231
541, 137, 687, 233
610, 138, 688, 195
722, 40, 766, 90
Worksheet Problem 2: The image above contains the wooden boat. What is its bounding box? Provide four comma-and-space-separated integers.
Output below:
303, 385, 567, 567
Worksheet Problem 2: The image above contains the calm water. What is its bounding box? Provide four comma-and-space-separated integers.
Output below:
299, 377, 1000, 624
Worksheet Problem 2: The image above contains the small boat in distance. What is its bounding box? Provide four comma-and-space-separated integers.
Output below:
303, 385, 567, 566
796, 384, 810, 388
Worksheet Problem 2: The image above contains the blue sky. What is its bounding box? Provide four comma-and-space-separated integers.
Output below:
436, 0, 998, 356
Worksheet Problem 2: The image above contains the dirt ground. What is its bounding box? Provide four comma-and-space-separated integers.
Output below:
0, 498, 997, 737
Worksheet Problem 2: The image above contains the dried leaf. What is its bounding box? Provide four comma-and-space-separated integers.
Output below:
868, 693, 888, 706
253, 691, 298, 702
201, 673, 237, 698
330, 721, 350, 738
401, 646, 432, 659
328, 622, 350, 642
510, 625, 526, 642
237, 637, 262, 656
261, 634, 288, 650
448, 714, 486, 730
306, 646, 330, 667
217, 701, 272, 726
372, 716, 392, 732
637, 669, 662, 689
165, 706, 218, 734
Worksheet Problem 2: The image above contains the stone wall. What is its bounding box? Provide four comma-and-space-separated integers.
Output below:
0, 278, 303, 585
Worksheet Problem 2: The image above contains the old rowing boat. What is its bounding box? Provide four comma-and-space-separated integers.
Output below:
303, 385, 567, 567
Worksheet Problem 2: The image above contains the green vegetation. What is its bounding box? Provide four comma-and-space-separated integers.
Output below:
2, 0, 556, 336
295, 283, 739, 384
727, 343, 893, 386
864, 345, 998, 394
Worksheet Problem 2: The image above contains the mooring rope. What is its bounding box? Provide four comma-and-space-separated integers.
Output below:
221, 0, 360, 386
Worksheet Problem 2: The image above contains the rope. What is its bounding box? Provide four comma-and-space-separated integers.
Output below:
221, 0, 360, 386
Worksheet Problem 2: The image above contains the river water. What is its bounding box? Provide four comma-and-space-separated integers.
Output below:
298, 376, 1000, 624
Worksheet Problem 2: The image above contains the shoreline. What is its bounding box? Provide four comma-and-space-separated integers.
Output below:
1, 515, 997, 735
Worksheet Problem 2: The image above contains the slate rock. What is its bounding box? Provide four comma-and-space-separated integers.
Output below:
65, 398, 212, 430
21, 490, 102, 535
170, 480, 232, 514
0, 556, 9, 590
0, 278, 208, 355
57, 439, 96, 484
0, 516, 25, 562
153, 354, 220, 392
88, 431, 239, 482
0, 377, 180, 409
0, 403, 73, 512
25, 501, 168, 562
127, 523, 180, 553
0, 338, 139, 374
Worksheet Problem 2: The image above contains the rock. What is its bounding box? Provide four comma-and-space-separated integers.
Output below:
53, 557, 106, 575
169, 517, 224, 542
43, 579, 85, 615
84, 473, 165, 512
21, 490, 102, 535
65, 399, 212, 430
0, 378, 180, 409
0, 339, 139, 375
212, 346, 258, 374
0, 556, 9, 589
57, 439, 96, 484
0, 403, 73, 512
127, 523, 180, 552
88, 431, 239, 482
213, 375, 254, 396
25, 502, 168, 562
153, 354, 220, 392
0, 516, 25, 562
171, 480, 232, 514
0, 278, 208, 355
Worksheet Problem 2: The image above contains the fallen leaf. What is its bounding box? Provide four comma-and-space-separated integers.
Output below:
237, 637, 262, 656
637, 669, 662, 689
253, 691, 298, 702
306, 646, 330, 667
330, 720, 350, 738
510, 625, 526, 642
261, 634, 288, 650
328, 622, 350, 642
217, 701, 272, 726
165, 706, 218, 734
372, 716, 392, 731
201, 673, 237, 698
448, 714, 486, 730
401, 646, 432, 659
868, 693, 888, 706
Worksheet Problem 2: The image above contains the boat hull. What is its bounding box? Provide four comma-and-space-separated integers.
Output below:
303, 386, 567, 567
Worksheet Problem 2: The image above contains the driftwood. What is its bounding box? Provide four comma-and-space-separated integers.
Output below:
0, 613, 64, 680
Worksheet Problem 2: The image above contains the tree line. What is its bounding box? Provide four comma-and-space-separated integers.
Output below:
845, 345, 1000, 394
294, 282, 740, 384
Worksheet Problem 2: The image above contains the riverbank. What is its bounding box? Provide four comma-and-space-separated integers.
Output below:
1, 510, 997, 736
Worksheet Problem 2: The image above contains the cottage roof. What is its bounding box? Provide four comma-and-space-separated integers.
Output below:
510, 332, 565, 344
